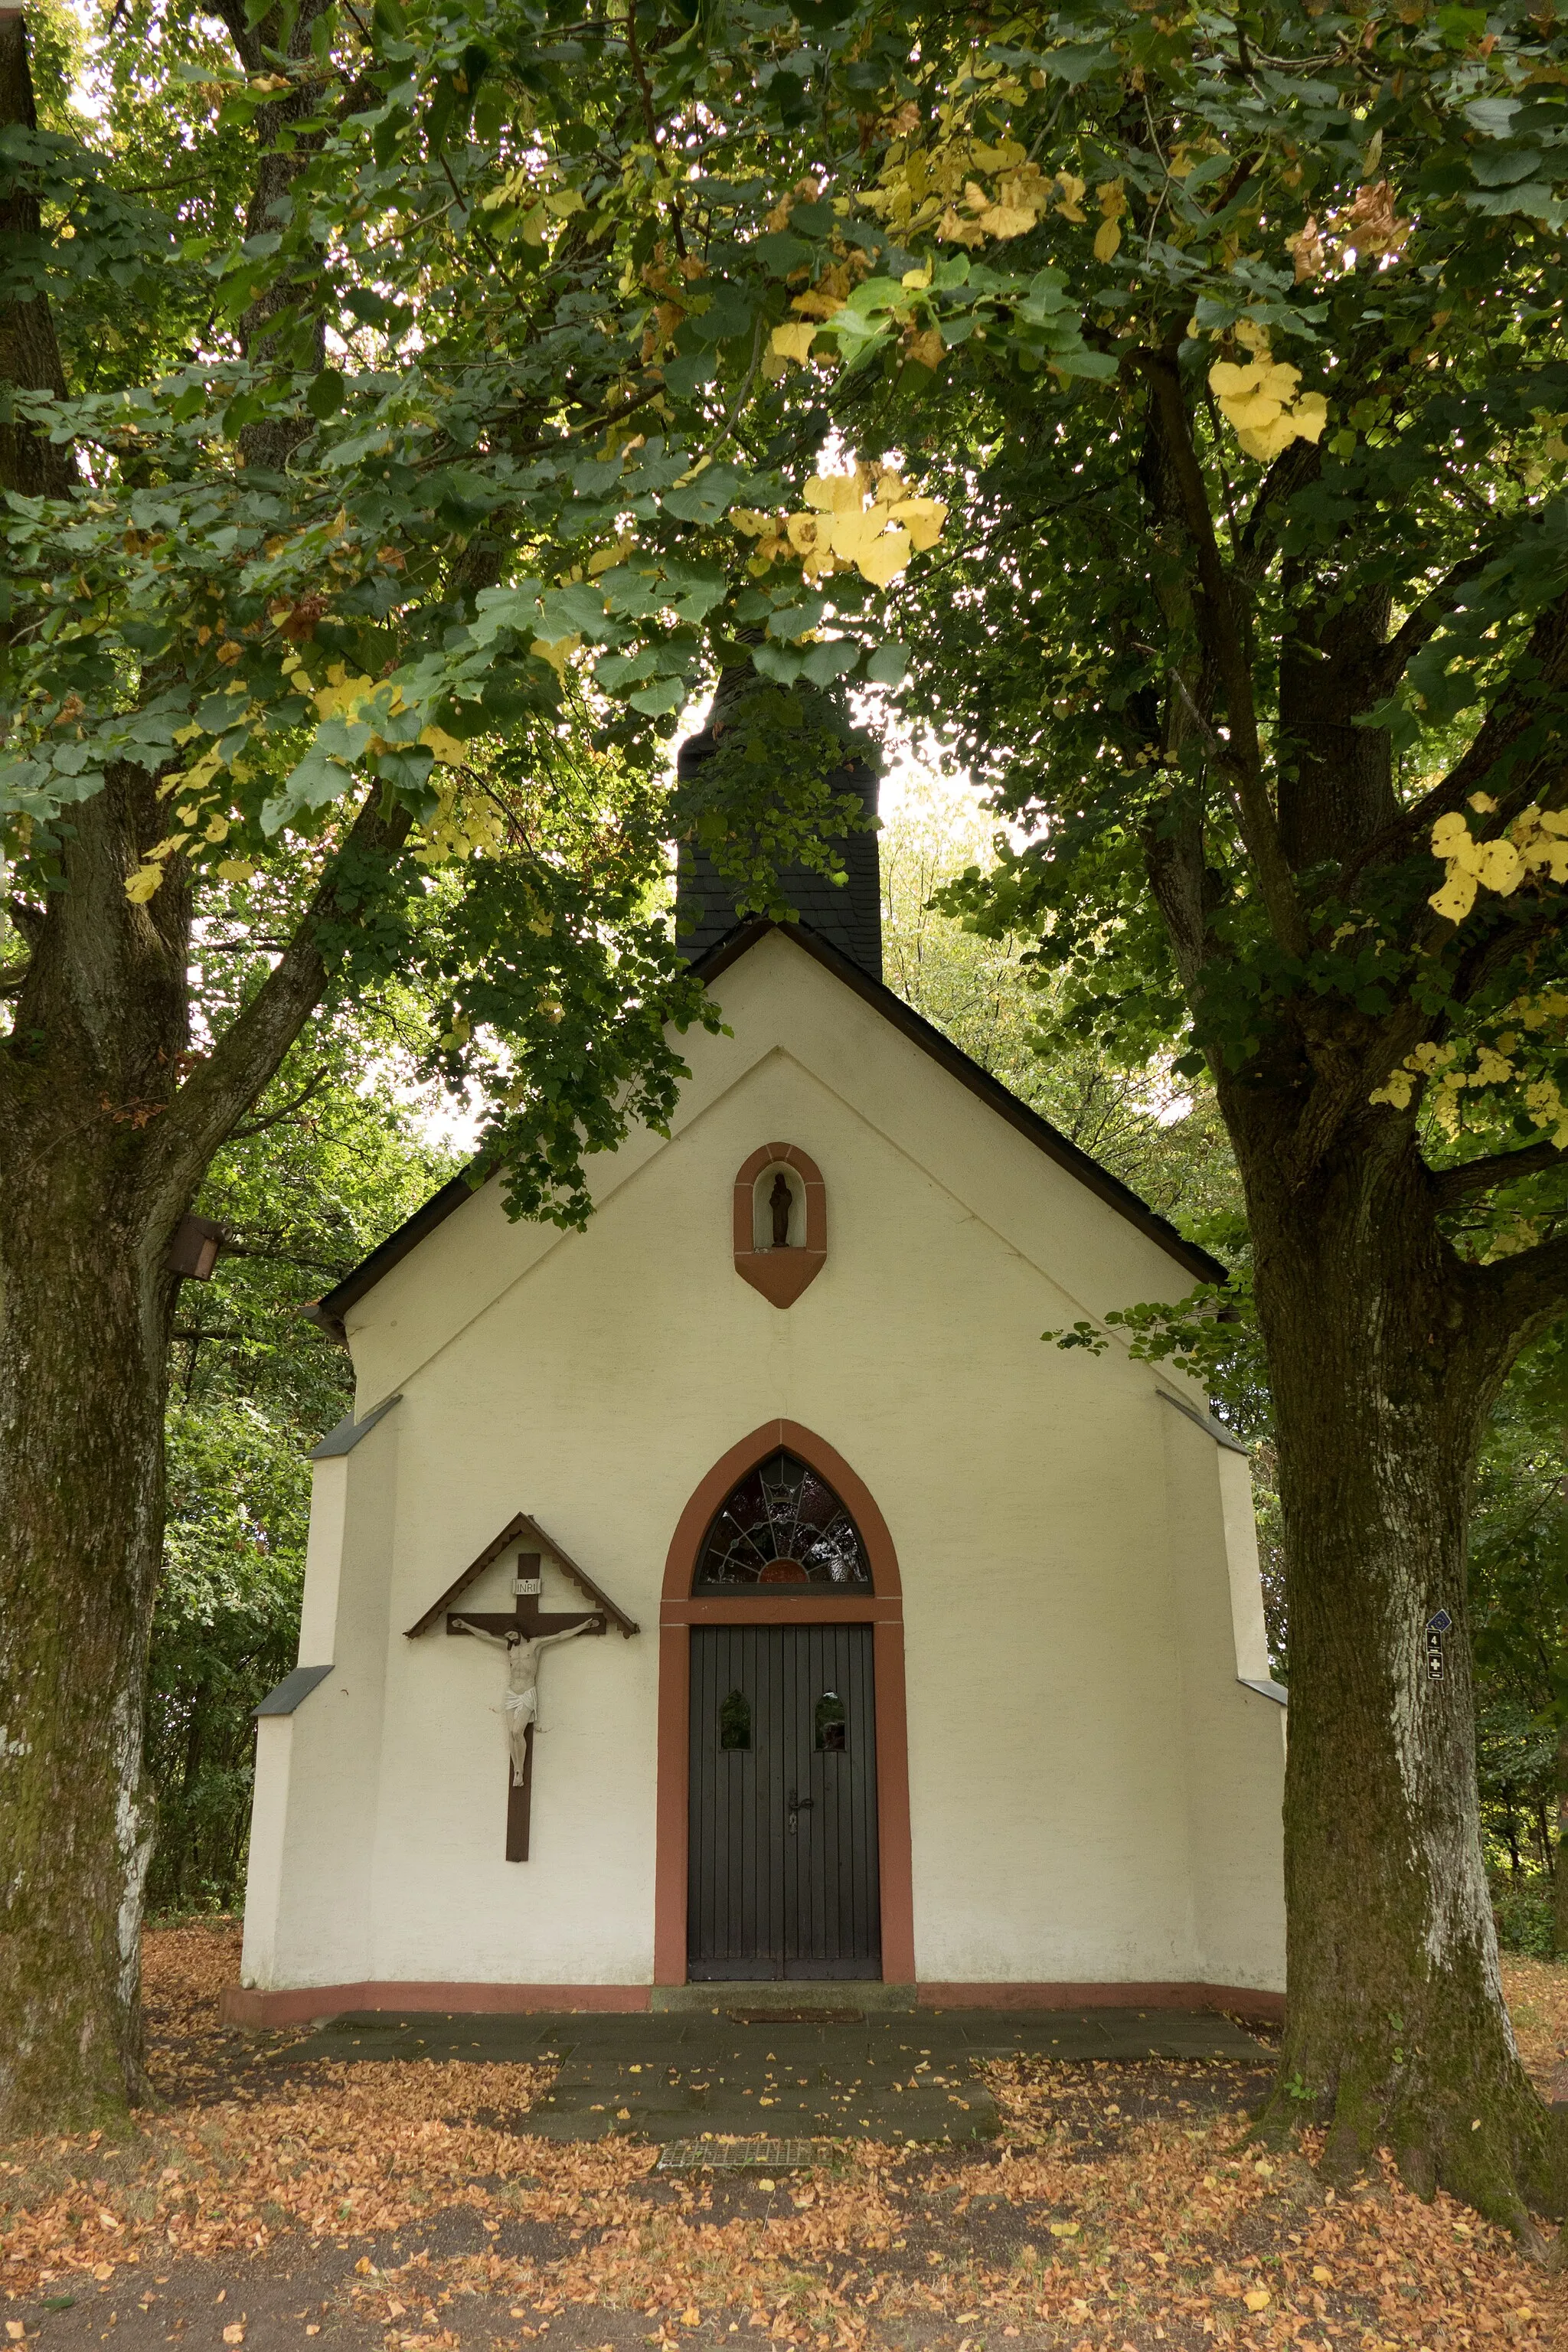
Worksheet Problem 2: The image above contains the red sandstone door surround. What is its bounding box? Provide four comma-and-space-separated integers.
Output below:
653, 1419, 916, 1985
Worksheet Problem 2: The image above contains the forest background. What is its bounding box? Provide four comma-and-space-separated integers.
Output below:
152, 766, 1566, 1950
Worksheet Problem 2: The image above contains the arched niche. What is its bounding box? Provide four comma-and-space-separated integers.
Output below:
732, 1141, 827, 1308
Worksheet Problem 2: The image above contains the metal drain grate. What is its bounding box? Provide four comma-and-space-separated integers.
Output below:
655, 2138, 828, 2171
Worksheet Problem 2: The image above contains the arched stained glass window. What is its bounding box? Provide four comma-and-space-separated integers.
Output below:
694, 1451, 873, 1592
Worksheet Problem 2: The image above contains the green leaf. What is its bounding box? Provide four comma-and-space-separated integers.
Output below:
800, 639, 860, 685
751, 642, 805, 685
661, 464, 741, 524
865, 639, 909, 686
627, 677, 689, 715
306, 368, 346, 419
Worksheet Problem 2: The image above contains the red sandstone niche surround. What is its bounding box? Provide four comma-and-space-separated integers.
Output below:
733, 1142, 827, 1307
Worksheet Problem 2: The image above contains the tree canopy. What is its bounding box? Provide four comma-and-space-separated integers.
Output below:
8, 0, 1568, 2225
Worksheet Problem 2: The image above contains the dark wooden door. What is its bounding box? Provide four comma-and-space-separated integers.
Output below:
688, 1624, 881, 1981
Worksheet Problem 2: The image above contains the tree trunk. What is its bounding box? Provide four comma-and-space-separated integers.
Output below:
0, 769, 194, 2131
1553, 1720, 1568, 1960
0, 1165, 172, 2125
1233, 1106, 1568, 2229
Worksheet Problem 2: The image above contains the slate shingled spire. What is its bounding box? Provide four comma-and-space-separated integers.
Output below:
673, 668, 882, 982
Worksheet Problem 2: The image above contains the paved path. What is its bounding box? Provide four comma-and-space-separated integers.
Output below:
281, 2006, 1267, 2142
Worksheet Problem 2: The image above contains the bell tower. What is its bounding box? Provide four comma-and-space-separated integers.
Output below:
672, 670, 882, 980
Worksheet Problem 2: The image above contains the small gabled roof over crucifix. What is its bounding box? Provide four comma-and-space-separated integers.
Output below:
403, 1512, 639, 1640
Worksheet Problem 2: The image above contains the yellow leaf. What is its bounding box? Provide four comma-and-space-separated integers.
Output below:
786, 512, 823, 554
1468, 789, 1499, 813
1236, 414, 1302, 462
1047, 2220, 1080, 2237
680, 2311, 699, 2328
937, 205, 988, 247
1293, 390, 1328, 443
586, 533, 634, 576
1431, 810, 1472, 849
216, 859, 256, 882
972, 139, 1026, 170
1310, 2266, 1333, 2285
905, 328, 946, 371
124, 865, 165, 903
889, 497, 947, 551
221, 2326, 245, 2344
1429, 872, 1478, 925
980, 201, 1040, 239
1478, 839, 1524, 894
855, 528, 911, 586
420, 726, 468, 766
901, 265, 933, 289
1093, 220, 1122, 263
530, 633, 581, 676
1242, 2289, 1271, 2312
770, 322, 818, 364
804, 472, 862, 515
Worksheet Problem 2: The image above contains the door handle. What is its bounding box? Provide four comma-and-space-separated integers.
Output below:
787, 1793, 815, 1834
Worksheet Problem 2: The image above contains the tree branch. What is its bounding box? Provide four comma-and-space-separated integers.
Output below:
225, 1064, 332, 1139
1141, 351, 1307, 956
136, 790, 412, 1235
1341, 586, 1568, 893
211, 1240, 353, 1275
1478, 1224, 1568, 1341
1364, 549, 1496, 701
1234, 436, 1321, 583
1429, 1138, 1568, 1210
0, 12, 77, 501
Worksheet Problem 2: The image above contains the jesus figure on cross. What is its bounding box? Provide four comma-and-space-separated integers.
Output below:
452, 1614, 602, 1782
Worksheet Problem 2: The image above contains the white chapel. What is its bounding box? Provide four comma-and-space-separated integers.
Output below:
231, 703, 1287, 2024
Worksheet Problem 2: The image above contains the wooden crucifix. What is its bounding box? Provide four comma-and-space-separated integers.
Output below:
448, 1563, 606, 1861
404, 1511, 639, 1863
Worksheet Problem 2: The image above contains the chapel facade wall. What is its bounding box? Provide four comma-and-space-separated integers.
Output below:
240, 939, 1285, 2001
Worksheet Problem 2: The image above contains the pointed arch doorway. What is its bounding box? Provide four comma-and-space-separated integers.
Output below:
655, 1422, 915, 1986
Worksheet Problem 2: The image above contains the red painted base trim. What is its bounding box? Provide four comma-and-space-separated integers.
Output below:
219, 1982, 652, 2027
916, 1982, 1285, 2025
220, 1979, 1284, 2029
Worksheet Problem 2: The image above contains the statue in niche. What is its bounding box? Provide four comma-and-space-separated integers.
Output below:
452, 1615, 602, 1781
769, 1170, 794, 1248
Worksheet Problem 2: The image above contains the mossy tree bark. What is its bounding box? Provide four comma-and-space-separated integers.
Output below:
0, 779, 405, 2132
1226, 1095, 1568, 2230
0, 8, 410, 2134
0, 773, 191, 2125
1553, 1722, 1568, 1960
1130, 372, 1568, 2235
